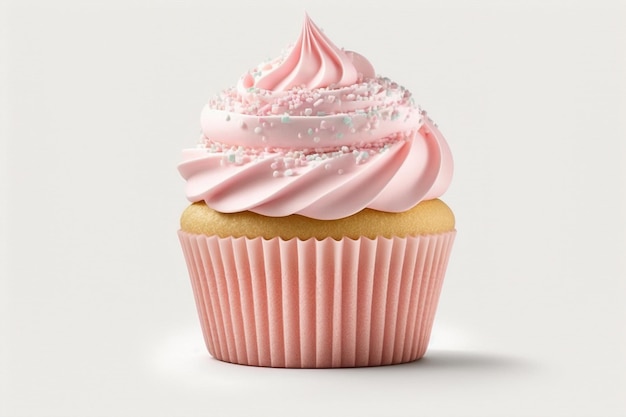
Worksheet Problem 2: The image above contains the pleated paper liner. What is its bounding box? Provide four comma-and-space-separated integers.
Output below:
178, 231, 455, 368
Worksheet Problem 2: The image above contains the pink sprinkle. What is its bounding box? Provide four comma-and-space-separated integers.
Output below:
242, 73, 254, 89
313, 98, 324, 107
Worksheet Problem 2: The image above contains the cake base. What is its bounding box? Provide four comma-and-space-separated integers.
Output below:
180, 199, 455, 240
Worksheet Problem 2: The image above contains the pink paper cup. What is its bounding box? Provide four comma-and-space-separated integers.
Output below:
178, 231, 455, 368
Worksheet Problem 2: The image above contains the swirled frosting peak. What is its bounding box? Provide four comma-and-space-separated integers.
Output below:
179, 14, 453, 220
240, 13, 373, 92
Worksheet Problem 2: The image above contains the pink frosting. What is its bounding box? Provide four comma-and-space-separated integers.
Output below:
179, 14, 453, 220
245, 13, 370, 92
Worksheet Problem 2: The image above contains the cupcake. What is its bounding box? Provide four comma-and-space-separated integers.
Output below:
177, 14, 455, 368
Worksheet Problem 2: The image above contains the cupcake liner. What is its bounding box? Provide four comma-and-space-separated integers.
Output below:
178, 231, 455, 368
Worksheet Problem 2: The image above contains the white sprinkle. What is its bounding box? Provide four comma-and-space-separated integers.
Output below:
313, 98, 324, 107
313, 136, 321, 143
254, 126, 263, 134
304, 108, 313, 116
272, 171, 280, 178
284, 169, 294, 176
337, 169, 344, 175
324, 163, 332, 170
358, 151, 370, 162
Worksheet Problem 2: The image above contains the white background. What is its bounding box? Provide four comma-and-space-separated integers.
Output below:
1, 0, 625, 416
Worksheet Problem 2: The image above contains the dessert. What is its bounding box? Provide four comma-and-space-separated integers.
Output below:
177, 14, 455, 368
